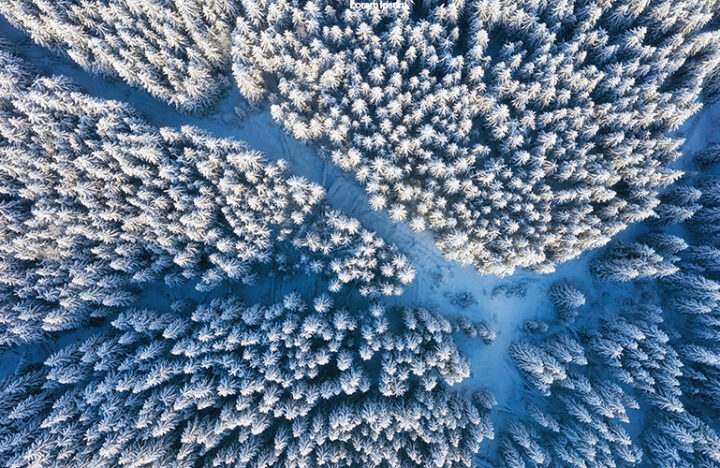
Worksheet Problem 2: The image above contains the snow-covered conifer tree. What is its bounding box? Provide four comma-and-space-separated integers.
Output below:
0, 295, 487, 468
231, 0, 720, 275
590, 241, 679, 281
0, 0, 239, 111
0, 45, 413, 345
549, 281, 586, 324
504, 332, 642, 467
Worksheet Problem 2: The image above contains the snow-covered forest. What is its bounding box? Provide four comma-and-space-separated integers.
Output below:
0, 1, 719, 467
232, 0, 720, 275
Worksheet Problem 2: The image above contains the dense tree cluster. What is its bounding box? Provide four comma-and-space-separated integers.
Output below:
650, 166, 720, 464
703, 11, 720, 103
630, 165, 720, 467
3, 1, 720, 466
589, 240, 680, 281
578, 148, 720, 467
231, 0, 720, 275
0, 0, 239, 111
505, 333, 642, 467
591, 174, 720, 418
588, 305, 684, 412
0, 46, 414, 346
510, 334, 587, 396
0, 294, 490, 468
585, 304, 720, 467
506, 299, 720, 467
498, 286, 720, 468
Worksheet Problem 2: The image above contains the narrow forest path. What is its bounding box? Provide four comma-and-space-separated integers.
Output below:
3, 16, 720, 460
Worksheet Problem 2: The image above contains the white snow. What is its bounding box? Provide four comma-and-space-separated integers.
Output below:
2, 14, 720, 463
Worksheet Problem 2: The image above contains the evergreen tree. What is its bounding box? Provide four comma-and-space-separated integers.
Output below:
0, 0, 239, 111
231, 0, 720, 275
0, 295, 488, 468
549, 281, 586, 324
590, 241, 679, 281
505, 332, 642, 467
0, 45, 414, 346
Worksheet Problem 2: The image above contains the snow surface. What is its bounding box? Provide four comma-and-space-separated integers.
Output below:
2, 15, 720, 463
